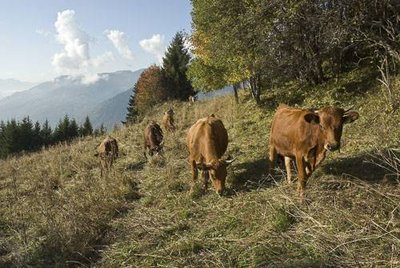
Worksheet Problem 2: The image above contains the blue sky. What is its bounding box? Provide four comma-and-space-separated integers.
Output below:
0, 0, 192, 83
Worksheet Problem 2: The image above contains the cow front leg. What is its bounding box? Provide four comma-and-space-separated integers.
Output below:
100, 158, 106, 177
295, 155, 308, 203
107, 155, 113, 171
202, 170, 209, 191
284, 157, 292, 183
267, 145, 277, 176
190, 160, 198, 193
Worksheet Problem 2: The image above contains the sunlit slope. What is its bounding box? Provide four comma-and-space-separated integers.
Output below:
1, 68, 399, 267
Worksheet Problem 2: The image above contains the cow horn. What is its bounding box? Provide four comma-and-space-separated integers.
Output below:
344, 106, 354, 114
225, 158, 236, 165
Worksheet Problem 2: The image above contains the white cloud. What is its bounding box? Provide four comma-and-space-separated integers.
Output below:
91, 51, 115, 68
51, 9, 114, 84
105, 30, 133, 60
52, 10, 90, 71
139, 34, 166, 63
80, 73, 109, 85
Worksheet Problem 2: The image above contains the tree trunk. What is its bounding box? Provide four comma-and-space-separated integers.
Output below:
232, 83, 239, 104
250, 75, 261, 104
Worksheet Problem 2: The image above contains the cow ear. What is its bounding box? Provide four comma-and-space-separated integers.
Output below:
343, 111, 359, 124
304, 113, 320, 124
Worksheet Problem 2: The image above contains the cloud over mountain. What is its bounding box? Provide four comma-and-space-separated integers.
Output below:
106, 30, 134, 60
139, 34, 166, 63
51, 9, 114, 83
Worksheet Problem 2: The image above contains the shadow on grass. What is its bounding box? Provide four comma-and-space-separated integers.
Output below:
322, 151, 394, 182
126, 160, 146, 171
231, 149, 398, 193
229, 158, 279, 192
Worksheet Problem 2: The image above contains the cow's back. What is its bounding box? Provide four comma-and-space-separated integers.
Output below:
270, 106, 317, 157
187, 115, 228, 161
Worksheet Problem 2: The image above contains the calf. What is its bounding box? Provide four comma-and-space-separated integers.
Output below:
162, 108, 176, 132
267, 104, 359, 201
95, 136, 119, 176
144, 121, 164, 158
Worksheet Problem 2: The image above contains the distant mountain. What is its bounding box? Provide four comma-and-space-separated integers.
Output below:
89, 88, 133, 130
0, 69, 143, 127
196, 86, 234, 100
0, 79, 36, 100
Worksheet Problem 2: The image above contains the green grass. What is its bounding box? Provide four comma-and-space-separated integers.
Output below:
1, 67, 399, 267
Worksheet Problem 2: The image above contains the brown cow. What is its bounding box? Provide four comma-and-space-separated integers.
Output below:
95, 136, 119, 176
267, 104, 359, 202
144, 121, 164, 159
187, 114, 234, 195
162, 108, 175, 132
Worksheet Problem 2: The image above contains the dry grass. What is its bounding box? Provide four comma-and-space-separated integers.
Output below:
1, 69, 400, 267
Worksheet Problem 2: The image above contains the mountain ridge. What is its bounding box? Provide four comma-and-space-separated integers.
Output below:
0, 69, 144, 127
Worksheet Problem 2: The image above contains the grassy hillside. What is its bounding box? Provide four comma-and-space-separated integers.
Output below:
1, 68, 399, 267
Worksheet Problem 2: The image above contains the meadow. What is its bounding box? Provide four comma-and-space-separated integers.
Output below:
0, 68, 399, 267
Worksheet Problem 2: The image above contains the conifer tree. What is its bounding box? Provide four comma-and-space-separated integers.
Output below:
68, 118, 79, 140
94, 124, 106, 136
80, 116, 93, 136
53, 115, 70, 142
40, 119, 52, 146
33, 121, 42, 149
125, 88, 138, 124
19, 117, 34, 151
3, 119, 19, 154
0, 121, 7, 158
162, 31, 195, 100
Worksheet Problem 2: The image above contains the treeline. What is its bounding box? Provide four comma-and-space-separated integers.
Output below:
0, 115, 104, 158
189, 0, 400, 106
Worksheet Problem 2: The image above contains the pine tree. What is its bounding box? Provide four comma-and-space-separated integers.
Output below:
162, 31, 195, 100
33, 121, 42, 150
40, 119, 52, 146
19, 117, 34, 151
68, 118, 79, 141
4, 119, 19, 154
94, 124, 106, 136
125, 88, 138, 124
0, 121, 8, 158
53, 115, 70, 143
80, 116, 93, 136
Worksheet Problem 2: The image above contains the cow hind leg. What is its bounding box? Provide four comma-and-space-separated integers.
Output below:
284, 157, 292, 183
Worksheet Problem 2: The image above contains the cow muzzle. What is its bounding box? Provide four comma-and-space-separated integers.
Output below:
325, 142, 340, 151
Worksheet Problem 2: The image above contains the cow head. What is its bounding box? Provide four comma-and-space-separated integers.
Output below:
304, 107, 359, 151
196, 158, 235, 195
